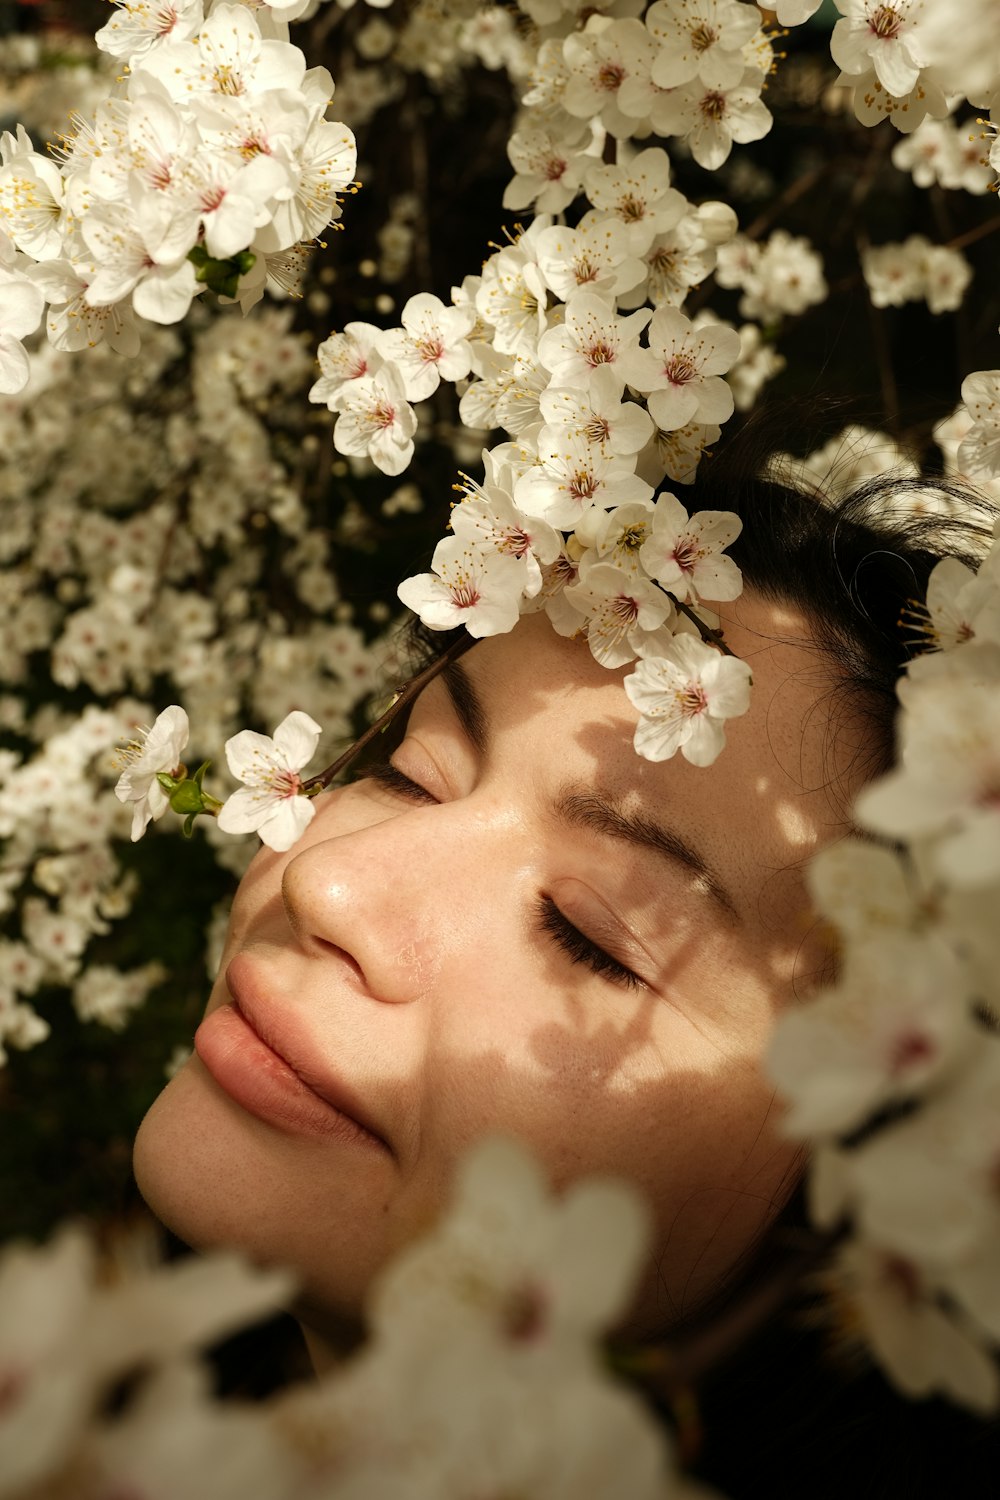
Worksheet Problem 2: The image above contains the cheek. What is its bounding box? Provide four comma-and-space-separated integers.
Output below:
436, 1012, 801, 1328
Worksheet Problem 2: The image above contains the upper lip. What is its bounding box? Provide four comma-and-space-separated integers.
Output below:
224, 955, 390, 1150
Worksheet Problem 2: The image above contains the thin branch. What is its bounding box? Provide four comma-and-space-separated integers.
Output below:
670, 596, 739, 657
302, 631, 476, 792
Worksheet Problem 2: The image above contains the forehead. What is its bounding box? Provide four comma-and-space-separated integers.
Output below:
437, 591, 859, 902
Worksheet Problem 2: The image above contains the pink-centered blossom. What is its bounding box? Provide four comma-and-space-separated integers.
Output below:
330, 362, 417, 476
639, 492, 742, 603
624, 634, 752, 765
397, 535, 527, 637
628, 305, 740, 432
217, 710, 323, 852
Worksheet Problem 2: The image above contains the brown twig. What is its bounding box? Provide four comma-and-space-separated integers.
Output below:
302, 631, 476, 792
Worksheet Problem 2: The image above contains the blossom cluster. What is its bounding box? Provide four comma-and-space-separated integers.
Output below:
767, 521, 1000, 1411
0, 0, 357, 387
306, 0, 998, 771
0, 1138, 703, 1500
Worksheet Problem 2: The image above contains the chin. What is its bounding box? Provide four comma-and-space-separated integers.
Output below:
132, 1056, 400, 1319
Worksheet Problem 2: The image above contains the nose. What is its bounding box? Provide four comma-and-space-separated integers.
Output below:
278, 799, 511, 1005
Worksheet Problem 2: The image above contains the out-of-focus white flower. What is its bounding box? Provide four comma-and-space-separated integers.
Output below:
624, 634, 753, 765
562, 17, 653, 138
217, 710, 323, 852
956, 370, 1000, 481
83, 1359, 295, 1500
822, 1238, 999, 1413
856, 672, 1000, 887
114, 704, 190, 841
767, 933, 976, 1138
0, 266, 44, 394
369, 1136, 651, 1364
721, 229, 827, 322
860, 233, 970, 314
397, 536, 527, 637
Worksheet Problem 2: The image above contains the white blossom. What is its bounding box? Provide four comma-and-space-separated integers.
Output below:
638, 490, 742, 602
628, 305, 740, 430
624, 634, 752, 765
379, 292, 476, 401
114, 704, 190, 841
217, 709, 323, 852
330, 362, 418, 475
397, 535, 528, 637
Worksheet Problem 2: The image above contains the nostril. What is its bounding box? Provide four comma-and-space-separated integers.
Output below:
314, 937, 366, 987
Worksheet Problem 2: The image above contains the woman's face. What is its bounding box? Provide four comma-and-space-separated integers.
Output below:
134, 590, 861, 1338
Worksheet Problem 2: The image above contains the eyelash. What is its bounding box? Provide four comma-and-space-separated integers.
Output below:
535, 896, 643, 992
365, 759, 644, 993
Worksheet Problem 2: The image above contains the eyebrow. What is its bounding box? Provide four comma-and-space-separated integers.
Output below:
555, 790, 738, 919
441, 660, 739, 919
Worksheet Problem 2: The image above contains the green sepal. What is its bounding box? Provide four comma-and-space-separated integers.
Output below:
187, 245, 257, 299
168, 778, 210, 815
182, 813, 197, 840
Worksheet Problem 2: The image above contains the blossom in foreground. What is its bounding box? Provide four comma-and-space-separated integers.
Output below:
0, 1224, 295, 1498
114, 704, 190, 841
368, 1136, 651, 1366
766, 933, 974, 1138
823, 1238, 999, 1414
624, 635, 753, 765
855, 673, 1000, 887
217, 710, 323, 852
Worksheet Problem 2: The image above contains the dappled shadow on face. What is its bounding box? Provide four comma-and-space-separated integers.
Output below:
133, 595, 873, 1351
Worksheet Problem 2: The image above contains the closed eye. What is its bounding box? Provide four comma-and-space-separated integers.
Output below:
363, 760, 438, 805
536, 895, 644, 992
366, 763, 643, 991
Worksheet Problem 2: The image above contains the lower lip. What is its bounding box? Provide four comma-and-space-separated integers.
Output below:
194, 1003, 382, 1148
